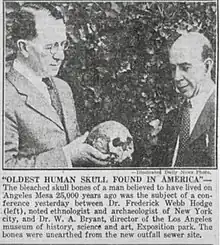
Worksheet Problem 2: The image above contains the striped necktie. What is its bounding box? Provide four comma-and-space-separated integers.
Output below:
175, 100, 191, 166
42, 77, 64, 123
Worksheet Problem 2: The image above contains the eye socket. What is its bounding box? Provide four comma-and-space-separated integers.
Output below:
44, 44, 53, 50
179, 64, 191, 72
170, 64, 191, 73
43, 40, 69, 53
112, 137, 121, 147
127, 137, 132, 144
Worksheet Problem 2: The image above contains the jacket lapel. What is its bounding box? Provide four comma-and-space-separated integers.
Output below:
52, 77, 80, 142
7, 68, 64, 131
189, 91, 215, 145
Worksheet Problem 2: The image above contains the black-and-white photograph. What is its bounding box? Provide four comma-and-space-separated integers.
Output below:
4, 1, 217, 169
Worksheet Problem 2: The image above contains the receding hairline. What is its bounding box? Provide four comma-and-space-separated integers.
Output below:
170, 32, 213, 61
174, 32, 210, 45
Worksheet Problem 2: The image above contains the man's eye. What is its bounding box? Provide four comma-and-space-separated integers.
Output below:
181, 65, 191, 72
44, 44, 53, 50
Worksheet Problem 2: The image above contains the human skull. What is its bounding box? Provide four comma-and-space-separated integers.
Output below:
86, 121, 134, 166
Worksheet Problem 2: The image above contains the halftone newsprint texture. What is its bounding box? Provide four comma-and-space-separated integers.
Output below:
0, 0, 219, 244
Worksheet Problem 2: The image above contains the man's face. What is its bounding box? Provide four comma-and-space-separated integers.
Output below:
26, 11, 67, 77
169, 40, 207, 99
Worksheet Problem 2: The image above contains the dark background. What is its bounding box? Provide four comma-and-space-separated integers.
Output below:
6, 2, 217, 167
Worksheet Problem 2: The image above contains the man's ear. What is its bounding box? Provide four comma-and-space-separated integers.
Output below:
17, 39, 29, 58
204, 58, 213, 74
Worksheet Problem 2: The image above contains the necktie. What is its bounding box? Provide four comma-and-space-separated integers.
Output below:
42, 77, 64, 122
42, 78, 69, 143
175, 100, 191, 166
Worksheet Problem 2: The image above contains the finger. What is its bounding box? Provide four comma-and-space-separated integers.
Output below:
87, 156, 110, 166
75, 131, 89, 143
86, 144, 110, 160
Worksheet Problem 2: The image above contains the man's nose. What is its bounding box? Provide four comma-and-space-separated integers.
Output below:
174, 66, 183, 82
53, 48, 65, 61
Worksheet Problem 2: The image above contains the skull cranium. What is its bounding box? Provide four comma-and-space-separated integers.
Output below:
86, 121, 134, 165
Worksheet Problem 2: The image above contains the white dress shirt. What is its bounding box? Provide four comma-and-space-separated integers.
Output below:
172, 86, 215, 167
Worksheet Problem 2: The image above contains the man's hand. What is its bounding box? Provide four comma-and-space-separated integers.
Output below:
63, 132, 110, 167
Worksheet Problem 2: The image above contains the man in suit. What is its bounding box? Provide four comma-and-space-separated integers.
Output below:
5, 3, 109, 168
153, 32, 216, 167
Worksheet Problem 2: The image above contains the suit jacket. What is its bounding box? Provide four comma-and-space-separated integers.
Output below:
5, 68, 80, 169
152, 91, 216, 167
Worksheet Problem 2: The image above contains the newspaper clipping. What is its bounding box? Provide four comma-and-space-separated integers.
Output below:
0, 0, 219, 244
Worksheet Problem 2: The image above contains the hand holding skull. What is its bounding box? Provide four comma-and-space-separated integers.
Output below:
63, 132, 110, 167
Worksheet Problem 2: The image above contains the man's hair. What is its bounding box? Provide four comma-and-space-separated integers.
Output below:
7, 3, 64, 45
202, 43, 214, 61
